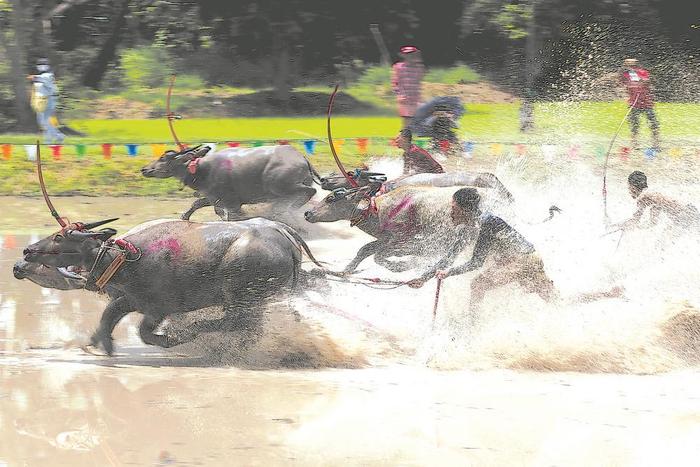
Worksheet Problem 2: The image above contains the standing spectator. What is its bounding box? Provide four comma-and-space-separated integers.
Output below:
397, 128, 444, 175
28, 58, 64, 144
392, 46, 425, 129
620, 58, 659, 150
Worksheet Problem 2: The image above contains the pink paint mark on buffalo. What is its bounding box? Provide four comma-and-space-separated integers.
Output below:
379, 195, 418, 236
146, 238, 182, 257
220, 159, 234, 171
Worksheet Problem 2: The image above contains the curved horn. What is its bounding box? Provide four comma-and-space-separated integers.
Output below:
166, 75, 186, 151
326, 85, 358, 188
82, 218, 120, 230
58, 267, 87, 281
36, 141, 67, 228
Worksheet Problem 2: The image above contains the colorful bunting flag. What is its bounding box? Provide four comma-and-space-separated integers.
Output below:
357, 138, 368, 154
24, 145, 37, 161
489, 143, 502, 157
76, 144, 87, 158
253, 141, 264, 147
414, 139, 427, 149
126, 144, 138, 157
151, 144, 165, 158
227, 142, 240, 148
463, 141, 474, 159
303, 140, 316, 155
515, 144, 526, 156
595, 145, 606, 160
670, 147, 682, 158
277, 139, 290, 145
2, 143, 11, 160
644, 148, 656, 160
542, 144, 556, 162
49, 144, 62, 160
439, 140, 451, 153
332, 139, 345, 152
3, 234, 16, 249
567, 145, 579, 160
102, 143, 112, 159
619, 146, 630, 161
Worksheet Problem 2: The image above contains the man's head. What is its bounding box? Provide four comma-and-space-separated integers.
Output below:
36, 58, 50, 73
397, 128, 412, 151
451, 188, 481, 224
400, 46, 420, 63
627, 170, 648, 198
623, 58, 639, 70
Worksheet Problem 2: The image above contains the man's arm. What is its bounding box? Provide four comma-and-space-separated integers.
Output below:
444, 216, 505, 277
613, 198, 648, 231
416, 226, 472, 281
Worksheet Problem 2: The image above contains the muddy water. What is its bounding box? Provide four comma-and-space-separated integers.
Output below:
2, 195, 700, 465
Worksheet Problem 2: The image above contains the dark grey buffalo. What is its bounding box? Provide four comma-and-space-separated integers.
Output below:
321, 169, 514, 203
22, 217, 322, 355
13, 260, 86, 290
141, 145, 322, 221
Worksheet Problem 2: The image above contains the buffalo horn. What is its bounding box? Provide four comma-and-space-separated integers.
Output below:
82, 218, 119, 230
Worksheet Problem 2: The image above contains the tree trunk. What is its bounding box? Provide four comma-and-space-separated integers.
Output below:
8, 0, 37, 131
82, 0, 129, 89
520, 0, 537, 132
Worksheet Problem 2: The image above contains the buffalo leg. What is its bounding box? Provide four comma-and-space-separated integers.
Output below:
138, 314, 181, 348
374, 248, 415, 272
181, 197, 214, 221
89, 296, 136, 355
343, 240, 383, 273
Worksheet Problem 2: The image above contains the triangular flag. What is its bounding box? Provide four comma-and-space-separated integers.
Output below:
303, 140, 316, 155
489, 143, 502, 157
414, 139, 427, 149
102, 143, 112, 159
227, 141, 240, 148
670, 147, 682, 158
49, 144, 62, 160
277, 139, 290, 145
253, 141, 264, 147
644, 148, 656, 160
542, 144, 557, 162
515, 144, 526, 156
567, 145, 579, 160
76, 144, 87, 158
595, 145, 606, 160
126, 144, 138, 157
24, 144, 37, 161
463, 141, 474, 159
332, 139, 344, 152
4, 234, 16, 249
356, 138, 368, 154
2, 144, 11, 160
151, 144, 165, 158
439, 140, 451, 153
619, 146, 630, 161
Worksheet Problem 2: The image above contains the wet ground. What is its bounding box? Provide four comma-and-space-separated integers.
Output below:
2, 194, 700, 466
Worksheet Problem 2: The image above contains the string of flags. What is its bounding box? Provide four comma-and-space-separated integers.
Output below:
0, 138, 698, 162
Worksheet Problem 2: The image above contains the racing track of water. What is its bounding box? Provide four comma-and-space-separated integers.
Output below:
1, 153, 700, 465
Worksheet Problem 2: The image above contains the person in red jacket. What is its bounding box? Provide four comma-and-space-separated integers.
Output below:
397, 128, 444, 175
392, 46, 425, 129
620, 58, 660, 149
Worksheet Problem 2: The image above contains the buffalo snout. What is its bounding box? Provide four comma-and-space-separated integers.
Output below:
141, 167, 154, 176
13, 261, 26, 279
304, 210, 315, 222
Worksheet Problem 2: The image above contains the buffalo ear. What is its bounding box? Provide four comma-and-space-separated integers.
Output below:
94, 228, 117, 241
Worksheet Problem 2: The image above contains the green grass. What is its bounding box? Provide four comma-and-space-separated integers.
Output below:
1, 102, 699, 196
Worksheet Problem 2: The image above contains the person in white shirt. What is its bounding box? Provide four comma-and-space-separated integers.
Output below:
28, 58, 64, 143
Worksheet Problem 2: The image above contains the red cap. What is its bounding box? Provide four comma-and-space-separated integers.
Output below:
400, 46, 418, 54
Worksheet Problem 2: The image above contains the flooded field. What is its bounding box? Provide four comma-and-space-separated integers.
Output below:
2, 167, 700, 466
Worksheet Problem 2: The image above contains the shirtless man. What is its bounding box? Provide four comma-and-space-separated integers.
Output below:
407, 188, 556, 313
613, 171, 700, 231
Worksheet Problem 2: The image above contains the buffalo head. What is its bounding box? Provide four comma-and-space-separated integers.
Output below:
141, 145, 210, 178
23, 218, 118, 268
304, 187, 374, 223
13, 259, 86, 290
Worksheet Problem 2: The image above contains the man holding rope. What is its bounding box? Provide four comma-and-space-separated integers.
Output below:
407, 188, 556, 313
620, 58, 659, 150
612, 171, 700, 231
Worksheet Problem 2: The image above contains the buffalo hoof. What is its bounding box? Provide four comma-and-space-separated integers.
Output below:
180, 214, 192, 221
89, 332, 114, 356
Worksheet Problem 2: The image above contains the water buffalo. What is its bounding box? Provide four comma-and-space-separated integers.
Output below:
141, 145, 322, 221
22, 217, 324, 355
304, 185, 509, 273
13, 260, 86, 290
321, 168, 515, 203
